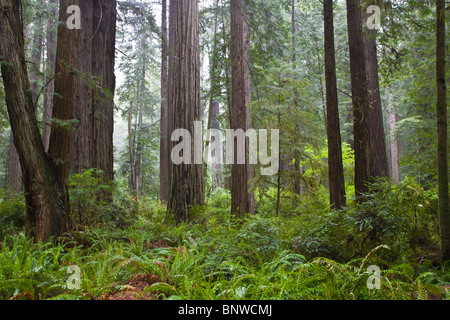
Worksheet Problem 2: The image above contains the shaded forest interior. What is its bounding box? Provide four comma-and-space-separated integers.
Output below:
0, 0, 448, 300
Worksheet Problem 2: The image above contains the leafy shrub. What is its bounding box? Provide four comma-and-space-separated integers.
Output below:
0, 192, 26, 238
342, 177, 439, 262
69, 169, 136, 228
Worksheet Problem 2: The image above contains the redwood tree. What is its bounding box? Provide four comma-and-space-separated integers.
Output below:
168, 0, 203, 222
230, 0, 253, 216
91, 0, 116, 184
346, 0, 371, 200
0, 0, 76, 241
71, 0, 116, 185
435, 0, 449, 262
324, 0, 346, 210
160, 0, 169, 203
360, 0, 389, 179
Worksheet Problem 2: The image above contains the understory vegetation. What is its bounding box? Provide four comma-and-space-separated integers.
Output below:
0, 174, 447, 300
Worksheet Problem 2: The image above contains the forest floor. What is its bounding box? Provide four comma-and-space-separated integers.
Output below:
0, 186, 448, 300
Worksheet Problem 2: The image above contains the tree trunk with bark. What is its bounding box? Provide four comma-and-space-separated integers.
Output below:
324, 0, 346, 210
6, 132, 22, 194
0, 0, 74, 241
71, 0, 116, 188
72, 0, 94, 174
435, 0, 450, 262
346, 0, 371, 200
42, 0, 58, 152
160, 0, 169, 203
243, 0, 255, 215
230, 0, 253, 217
91, 0, 116, 184
48, 0, 81, 215
169, 0, 203, 222
360, 0, 389, 179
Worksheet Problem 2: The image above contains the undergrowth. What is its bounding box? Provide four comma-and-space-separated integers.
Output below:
0, 178, 447, 300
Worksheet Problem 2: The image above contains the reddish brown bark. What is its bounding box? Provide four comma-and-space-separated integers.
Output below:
346, 0, 371, 199
0, 0, 74, 241
160, 0, 170, 203
169, 0, 203, 222
324, 0, 346, 209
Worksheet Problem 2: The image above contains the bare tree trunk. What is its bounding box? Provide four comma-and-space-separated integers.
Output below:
386, 90, 400, 184
128, 102, 136, 192
6, 132, 22, 194
167, 0, 176, 199
42, 0, 58, 152
243, 0, 255, 215
91, 0, 116, 185
6, 11, 44, 196
70, 0, 116, 190
346, 0, 371, 200
210, 100, 221, 190
135, 65, 145, 197
360, 0, 389, 179
0, 0, 73, 241
230, 0, 253, 216
29, 19, 44, 110
48, 0, 81, 214
160, 0, 169, 203
435, 0, 449, 262
324, 0, 346, 210
169, 0, 203, 222
203, 0, 219, 191
72, 0, 94, 174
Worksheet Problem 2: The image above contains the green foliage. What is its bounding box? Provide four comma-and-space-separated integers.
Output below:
69, 169, 135, 228
0, 192, 26, 239
0, 214, 445, 301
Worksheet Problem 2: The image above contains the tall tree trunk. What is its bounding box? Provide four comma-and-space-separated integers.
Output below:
386, 90, 400, 184
6, 12, 44, 196
387, 112, 400, 184
128, 102, 136, 192
42, 0, 58, 152
72, 0, 94, 174
29, 19, 44, 110
91, 0, 116, 185
6, 13, 44, 196
135, 65, 146, 197
70, 0, 116, 189
324, 0, 346, 210
436, 0, 449, 262
291, 0, 303, 198
346, 0, 371, 200
169, 0, 203, 222
203, 0, 219, 191
360, 0, 389, 179
0, 0, 73, 241
167, 0, 176, 199
160, 0, 169, 203
210, 100, 221, 190
243, 0, 255, 215
230, 0, 252, 216
291, 0, 296, 63
6, 132, 22, 194
48, 0, 81, 215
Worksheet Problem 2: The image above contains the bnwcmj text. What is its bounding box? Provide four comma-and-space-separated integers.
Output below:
178, 303, 273, 317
